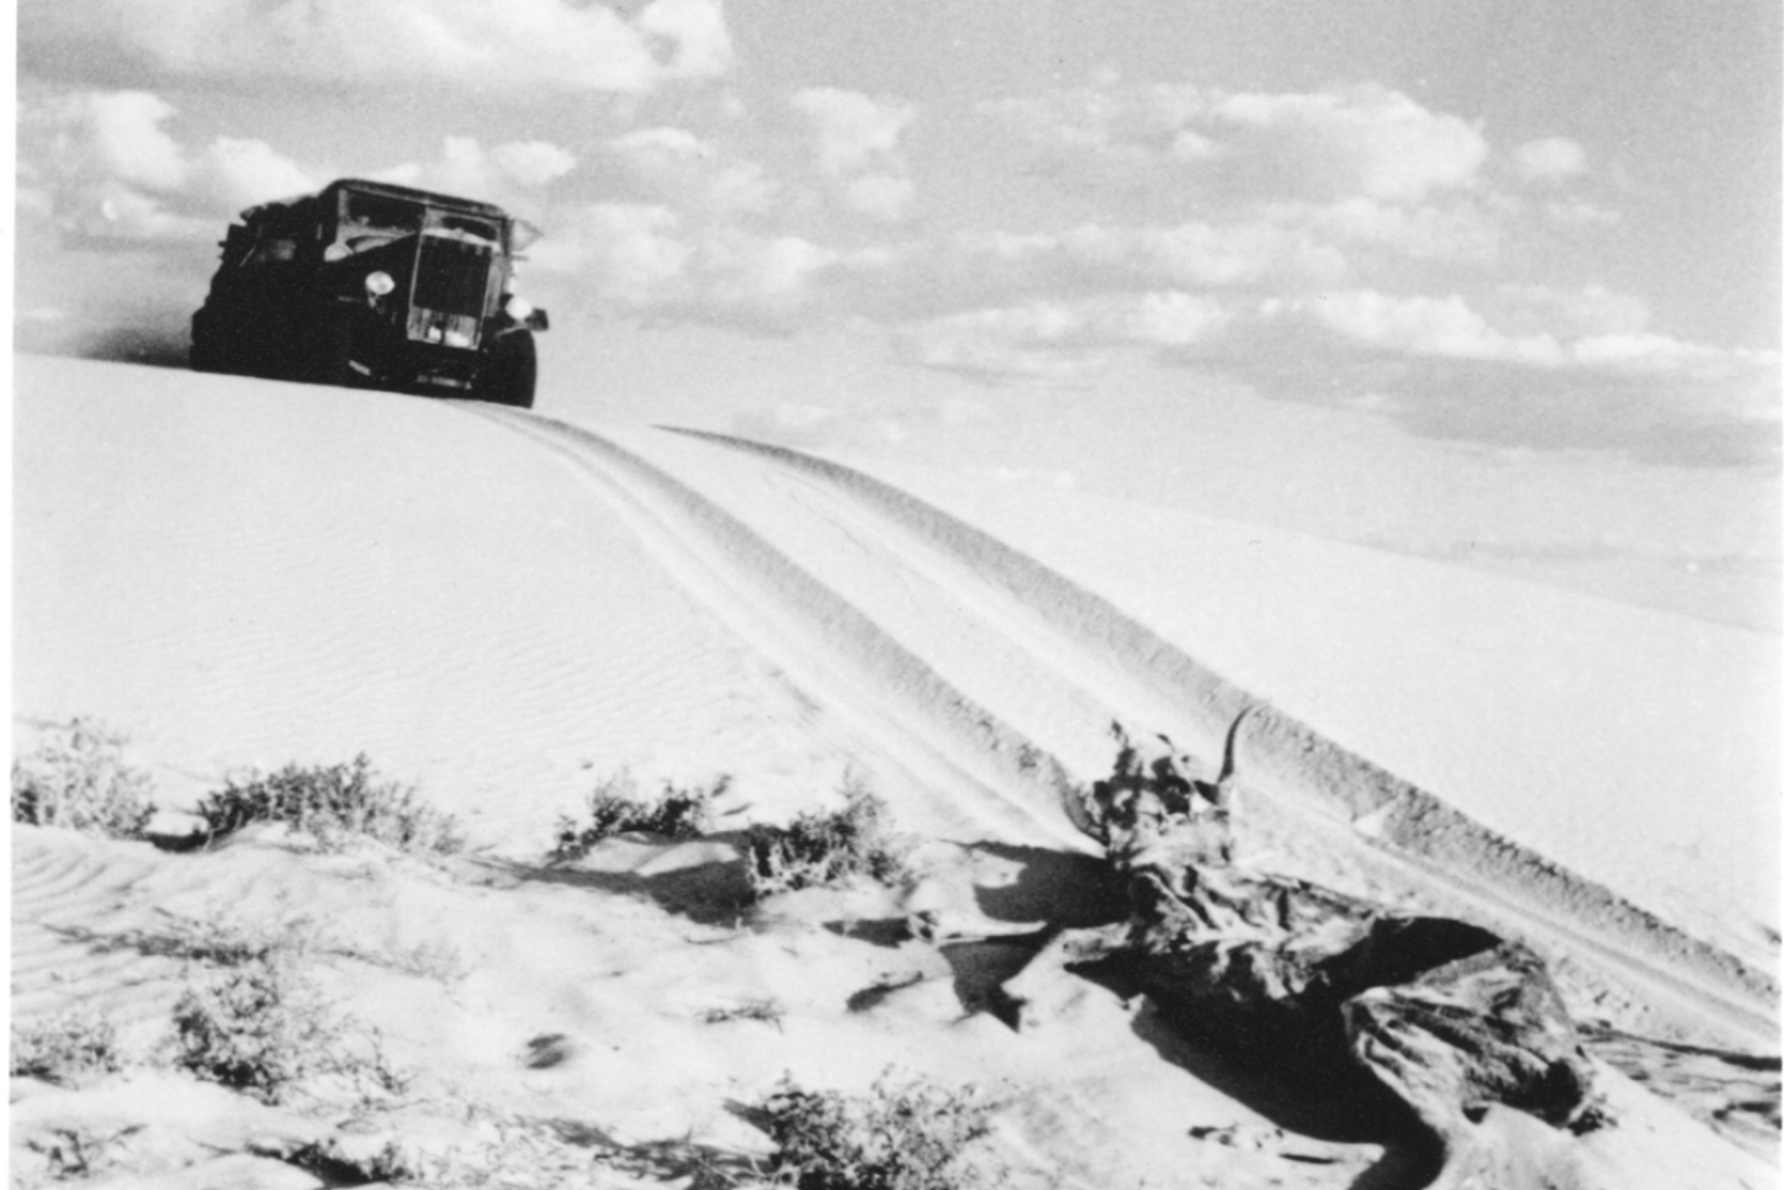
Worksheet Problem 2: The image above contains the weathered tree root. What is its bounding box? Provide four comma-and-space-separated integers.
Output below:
1063, 722, 1608, 1149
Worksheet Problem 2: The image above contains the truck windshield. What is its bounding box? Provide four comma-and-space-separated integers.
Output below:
431, 214, 501, 245
342, 192, 422, 236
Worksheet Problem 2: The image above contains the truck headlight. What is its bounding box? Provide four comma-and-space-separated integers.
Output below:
365, 271, 396, 297
504, 294, 534, 323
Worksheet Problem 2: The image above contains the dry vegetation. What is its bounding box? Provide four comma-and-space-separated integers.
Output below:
756, 1072, 1005, 1190
553, 770, 728, 859
11, 717, 156, 838
744, 777, 911, 899
194, 754, 464, 855
10, 1010, 127, 1087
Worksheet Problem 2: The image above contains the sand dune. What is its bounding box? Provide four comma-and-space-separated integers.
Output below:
12, 355, 1778, 1188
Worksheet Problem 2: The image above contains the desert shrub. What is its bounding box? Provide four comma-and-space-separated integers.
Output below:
699, 998, 785, 1027
745, 780, 909, 899
194, 754, 462, 855
552, 771, 727, 860
154, 911, 314, 967
10, 1010, 126, 1085
169, 959, 327, 1103
758, 1072, 1003, 1190
288, 1137, 418, 1185
19, 1124, 136, 1183
11, 717, 156, 838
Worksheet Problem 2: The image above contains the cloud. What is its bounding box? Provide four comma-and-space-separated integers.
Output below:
1488, 284, 1650, 338
1294, 289, 1565, 365
602, 127, 779, 216
1515, 137, 1588, 184
376, 136, 577, 219
1279, 196, 1503, 264
791, 87, 917, 221
194, 138, 322, 211
793, 87, 915, 174
1214, 293, 1780, 467
884, 279, 1777, 466
21, 0, 733, 92
1542, 197, 1621, 229
990, 81, 1488, 207
1208, 85, 1489, 204
841, 172, 916, 223
896, 292, 1230, 385
72, 90, 186, 192
528, 202, 839, 332
20, 88, 319, 245
527, 202, 692, 304
832, 219, 1351, 326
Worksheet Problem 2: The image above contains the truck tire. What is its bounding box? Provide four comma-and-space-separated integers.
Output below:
189, 311, 224, 373
308, 308, 362, 389
481, 330, 537, 409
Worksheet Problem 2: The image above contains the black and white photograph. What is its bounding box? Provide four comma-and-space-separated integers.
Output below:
11, 2, 1780, 1186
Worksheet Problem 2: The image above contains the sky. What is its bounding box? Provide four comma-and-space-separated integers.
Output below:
12, 0, 1783, 627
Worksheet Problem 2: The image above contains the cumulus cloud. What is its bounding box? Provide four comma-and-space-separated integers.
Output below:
791, 87, 917, 221
602, 127, 778, 216
1488, 284, 1650, 339
1293, 289, 1565, 366
73, 90, 187, 192
376, 136, 578, 219
528, 201, 840, 332
194, 138, 326, 211
1542, 197, 1621, 229
1208, 85, 1489, 204
21, 0, 732, 92
832, 219, 1349, 325
527, 202, 691, 303
20, 88, 319, 245
19, 87, 593, 260
884, 277, 1777, 466
897, 292, 1230, 384
1515, 137, 1588, 184
990, 80, 1488, 207
1278, 196, 1503, 264
1212, 293, 1779, 466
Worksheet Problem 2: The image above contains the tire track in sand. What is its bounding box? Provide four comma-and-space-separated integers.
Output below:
653, 428, 1777, 1050
467, 407, 1093, 852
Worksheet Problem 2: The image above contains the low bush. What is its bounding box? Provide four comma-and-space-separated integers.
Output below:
154, 911, 314, 968
758, 1072, 1003, 1190
10, 1010, 126, 1086
11, 718, 156, 838
698, 998, 785, 1027
744, 780, 909, 899
169, 958, 327, 1104
19, 1124, 136, 1183
552, 771, 726, 860
194, 755, 462, 855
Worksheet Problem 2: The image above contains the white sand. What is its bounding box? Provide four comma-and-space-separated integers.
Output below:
12, 355, 1778, 1188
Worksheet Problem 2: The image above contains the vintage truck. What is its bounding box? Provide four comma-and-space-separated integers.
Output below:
190, 178, 549, 408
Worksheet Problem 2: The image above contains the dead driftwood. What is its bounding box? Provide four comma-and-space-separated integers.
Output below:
1060, 722, 1606, 1143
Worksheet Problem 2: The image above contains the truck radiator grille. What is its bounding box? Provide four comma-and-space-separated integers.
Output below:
413, 236, 492, 318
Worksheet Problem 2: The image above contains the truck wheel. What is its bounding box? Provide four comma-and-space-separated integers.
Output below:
309, 309, 363, 389
482, 330, 537, 409
189, 311, 224, 373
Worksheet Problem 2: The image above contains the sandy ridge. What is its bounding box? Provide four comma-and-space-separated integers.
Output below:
655, 427, 1778, 1048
